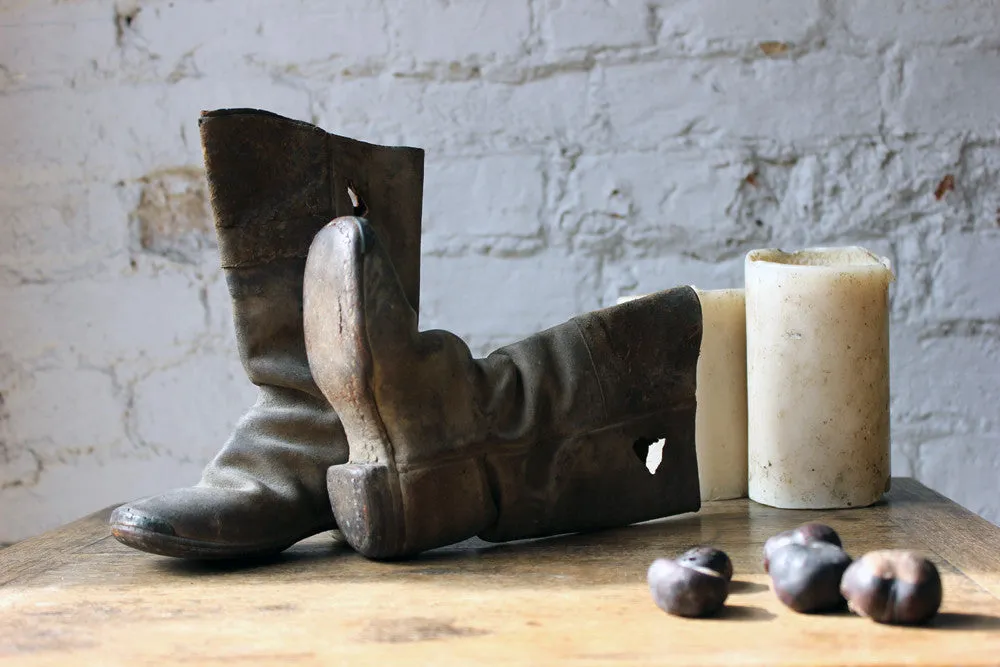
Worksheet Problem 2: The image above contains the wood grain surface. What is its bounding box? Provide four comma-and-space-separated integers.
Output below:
1, 478, 999, 666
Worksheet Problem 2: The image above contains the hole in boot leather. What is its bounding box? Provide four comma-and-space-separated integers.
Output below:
347, 183, 369, 217
633, 437, 666, 474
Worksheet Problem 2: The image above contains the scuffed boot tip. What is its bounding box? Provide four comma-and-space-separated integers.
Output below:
108, 505, 284, 560
109, 501, 321, 560
109, 505, 177, 538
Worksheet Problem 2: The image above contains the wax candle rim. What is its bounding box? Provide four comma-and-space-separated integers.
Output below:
690, 286, 745, 295
746, 246, 894, 276
616, 287, 745, 305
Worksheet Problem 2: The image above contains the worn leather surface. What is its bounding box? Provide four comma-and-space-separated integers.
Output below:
110, 110, 423, 558
308, 218, 702, 557
484, 289, 703, 542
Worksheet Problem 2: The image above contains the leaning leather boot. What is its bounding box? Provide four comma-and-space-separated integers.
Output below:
110, 110, 424, 559
304, 218, 702, 560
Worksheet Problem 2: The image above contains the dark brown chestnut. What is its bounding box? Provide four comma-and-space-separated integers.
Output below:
648, 558, 729, 618
768, 542, 852, 613
677, 546, 734, 581
763, 522, 843, 572
840, 550, 942, 625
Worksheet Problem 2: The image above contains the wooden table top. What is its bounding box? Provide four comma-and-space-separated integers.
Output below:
2, 478, 999, 666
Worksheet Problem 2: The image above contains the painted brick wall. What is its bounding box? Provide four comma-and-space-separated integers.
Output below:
1, 0, 998, 541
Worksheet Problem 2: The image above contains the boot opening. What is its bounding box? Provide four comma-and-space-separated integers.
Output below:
347, 183, 369, 217
633, 437, 666, 474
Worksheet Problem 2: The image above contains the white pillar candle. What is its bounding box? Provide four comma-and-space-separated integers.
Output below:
617, 288, 748, 501
745, 247, 894, 509
693, 289, 748, 501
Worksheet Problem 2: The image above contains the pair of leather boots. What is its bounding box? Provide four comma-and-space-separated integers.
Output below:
110, 109, 704, 561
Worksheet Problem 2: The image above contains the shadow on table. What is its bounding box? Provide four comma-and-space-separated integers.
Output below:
154, 534, 353, 576
729, 580, 769, 594
153, 512, 731, 586
708, 605, 777, 622
929, 612, 1000, 632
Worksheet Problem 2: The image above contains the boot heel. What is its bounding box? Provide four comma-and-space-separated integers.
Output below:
328, 457, 497, 560
327, 463, 405, 560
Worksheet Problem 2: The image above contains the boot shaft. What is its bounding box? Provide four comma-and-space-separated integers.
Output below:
467, 287, 702, 448
574, 288, 702, 425
342, 216, 702, 457
200, 110, 422, 299
199, 109, 424, 391
482, 288, 703, 541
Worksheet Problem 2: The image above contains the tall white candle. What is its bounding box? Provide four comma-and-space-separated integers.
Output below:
745, 247, 894, 509
617, 288, 748, 501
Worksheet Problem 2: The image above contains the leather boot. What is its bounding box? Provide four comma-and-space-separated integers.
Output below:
109, 109, 424, 559
303, 218, 702, 560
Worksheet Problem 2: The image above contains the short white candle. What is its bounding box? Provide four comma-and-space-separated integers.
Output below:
745, 247, 894, 509
617, 288, 748, 501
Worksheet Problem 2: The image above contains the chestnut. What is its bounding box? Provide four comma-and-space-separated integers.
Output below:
840, 550, 942, 625
648, 558, 729, 618
763, 522, 842, 572
677, 546, 734, 581
768, 542, 852, 613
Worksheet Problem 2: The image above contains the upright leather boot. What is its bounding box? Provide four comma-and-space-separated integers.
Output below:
110, 110, 424, 559
303, 218, 702, 560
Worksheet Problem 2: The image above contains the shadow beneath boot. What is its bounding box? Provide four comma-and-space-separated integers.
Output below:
156, 513, 707, 581
152, 536, 354, 577
361, 513, 739, 587
415, 512, 709, 562
440, 511, 712, 557
147, 511, 767, 591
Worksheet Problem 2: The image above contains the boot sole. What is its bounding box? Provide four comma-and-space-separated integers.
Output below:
305, 219, 496, 560
110, 523, 332, 560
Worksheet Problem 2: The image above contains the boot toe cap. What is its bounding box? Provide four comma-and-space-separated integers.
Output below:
107, 487, 335, 560
110, 503, 178, 539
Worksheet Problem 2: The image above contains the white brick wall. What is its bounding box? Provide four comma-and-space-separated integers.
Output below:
891, 52, 1000, 135
931, 232, 1000, 321
840, 1, 1000, 48
660, 0, 826, 54
542, 0, 651, 53
2, 0, 999, 541
387, 0, 532, 66
423, 153, 546, 248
